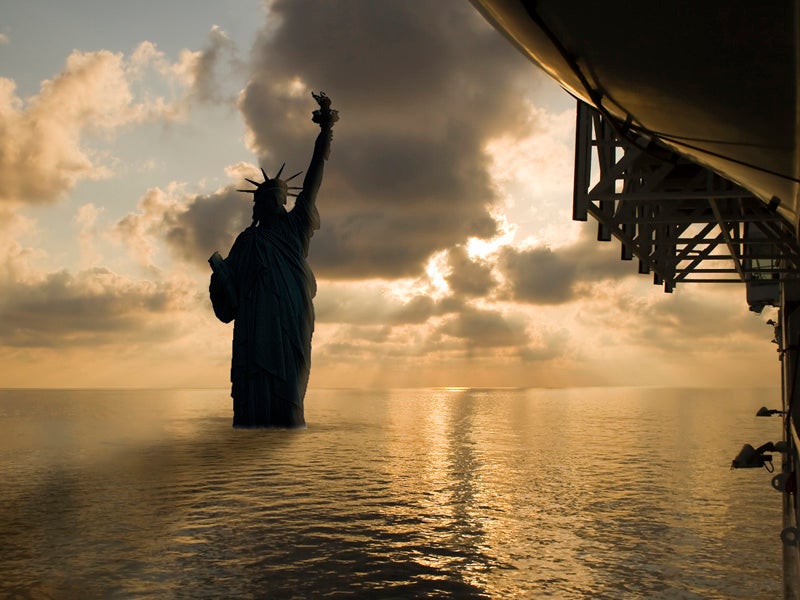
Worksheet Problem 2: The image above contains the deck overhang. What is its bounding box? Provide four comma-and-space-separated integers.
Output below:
470, 0, 800, 232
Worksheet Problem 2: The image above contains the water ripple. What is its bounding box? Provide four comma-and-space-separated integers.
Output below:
0, 387, 783, 598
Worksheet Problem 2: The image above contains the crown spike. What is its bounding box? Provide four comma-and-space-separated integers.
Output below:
285, 170, 303, 182
287, 186, 303, 190
260, 167, 269, 181
237, 189, 257, 194
275, 162, 285, 179
287, 193, 299, 197
245, 178, 260, 186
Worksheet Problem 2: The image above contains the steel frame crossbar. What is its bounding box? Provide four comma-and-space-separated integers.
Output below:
572, 101, 800, 295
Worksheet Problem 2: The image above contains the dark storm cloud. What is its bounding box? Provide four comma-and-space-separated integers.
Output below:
238, 0, 545, 279
163, 189, 252, 266
500, 245, 577, 304
115, 185, 253, 270
500, 227, 640, 304
0, 268, 191, 347
445, 245, 496, 298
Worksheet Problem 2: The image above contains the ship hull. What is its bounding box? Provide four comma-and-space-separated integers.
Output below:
471, 0, 800, 230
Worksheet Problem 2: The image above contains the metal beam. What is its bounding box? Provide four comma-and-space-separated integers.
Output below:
572, 100, 800, 302
709, 199, 746, 280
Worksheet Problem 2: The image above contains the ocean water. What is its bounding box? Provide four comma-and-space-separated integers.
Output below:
0, 387, 784, 599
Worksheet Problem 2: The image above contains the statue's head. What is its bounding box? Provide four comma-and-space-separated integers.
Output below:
237, 164, 302, 223
255, 178, 288, 214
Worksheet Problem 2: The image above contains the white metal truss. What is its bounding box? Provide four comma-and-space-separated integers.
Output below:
573, 101, 800, 307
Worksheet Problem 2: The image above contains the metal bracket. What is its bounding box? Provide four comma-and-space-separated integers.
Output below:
573, 101, 800, 302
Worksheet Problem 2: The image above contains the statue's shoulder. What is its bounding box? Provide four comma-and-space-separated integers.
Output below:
225, 227, 256, 260
233, 226, 256, 244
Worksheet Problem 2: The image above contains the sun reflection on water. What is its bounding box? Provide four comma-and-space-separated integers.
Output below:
0, 387, 783, 598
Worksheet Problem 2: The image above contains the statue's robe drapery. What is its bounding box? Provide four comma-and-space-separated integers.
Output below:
225, 193, 319, 427
217, 196, 320, 428
210, 125, 331, 428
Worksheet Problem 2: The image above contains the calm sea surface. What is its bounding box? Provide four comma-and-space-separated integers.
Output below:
0, 387, 784, 599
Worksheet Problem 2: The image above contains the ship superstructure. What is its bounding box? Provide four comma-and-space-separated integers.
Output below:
469, 1, 800, 596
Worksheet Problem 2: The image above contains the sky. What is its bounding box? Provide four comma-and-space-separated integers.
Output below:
0, 0, 781, 389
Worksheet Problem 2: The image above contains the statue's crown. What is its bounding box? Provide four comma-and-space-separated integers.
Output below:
237, 164, 303, 201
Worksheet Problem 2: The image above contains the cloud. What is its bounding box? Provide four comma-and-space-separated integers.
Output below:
162, 188, 251, 266
114, 186, 183, 268
313, 279, 552, 364
238, 0, 549, 279
519, 327, 570, 361
499, 227, 640, 304
445, 245, 497, 298
500, 245, 577, 304
188, 25, 242, 104
436, 306, 529, 348
144, 25, 242, 105
0, 29, 238, 206
114, 180, 252, 269
314, 280, 464, 327
0, 266, 196, 348
0, 211, 227, 382
614, 286, 774, 353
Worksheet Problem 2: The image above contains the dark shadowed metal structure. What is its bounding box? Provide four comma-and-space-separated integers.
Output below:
470, 1, 800, 596
574, 102, 800, 300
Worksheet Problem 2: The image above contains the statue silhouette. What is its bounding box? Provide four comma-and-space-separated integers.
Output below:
209, 92, 338, 428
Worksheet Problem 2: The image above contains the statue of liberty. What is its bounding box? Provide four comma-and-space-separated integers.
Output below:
209, 92, 338, 428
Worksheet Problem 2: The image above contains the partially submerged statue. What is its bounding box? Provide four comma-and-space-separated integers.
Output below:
209, 92, 338, 428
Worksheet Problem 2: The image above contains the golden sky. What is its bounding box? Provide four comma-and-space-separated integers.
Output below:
0, 1, 779, 389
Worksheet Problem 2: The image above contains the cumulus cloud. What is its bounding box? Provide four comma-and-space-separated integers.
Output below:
445, 245, 497, 298
499, 227, 640, 304
238, 0, 549, 279
114, 180, 252, 269
164, 189, 252, 265
0, 28, 238, 206
0, 266, 196, 348
186, 25, 242, 104
437, 306, 529, 348
500, 245, 577, 304
313, 278, 553, 364
0, 209, 219, 379
114, 186, 183, 268
0, 50, 160, 204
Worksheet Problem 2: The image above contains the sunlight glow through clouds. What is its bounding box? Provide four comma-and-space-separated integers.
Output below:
0, 2, 780, 389
465, 210, 518, 260
483, 105, 578, 249
282, 76, 310, 98
424, 251, 451, 301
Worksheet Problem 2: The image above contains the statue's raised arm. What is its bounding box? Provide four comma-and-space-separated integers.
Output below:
296, 92, 338, 212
